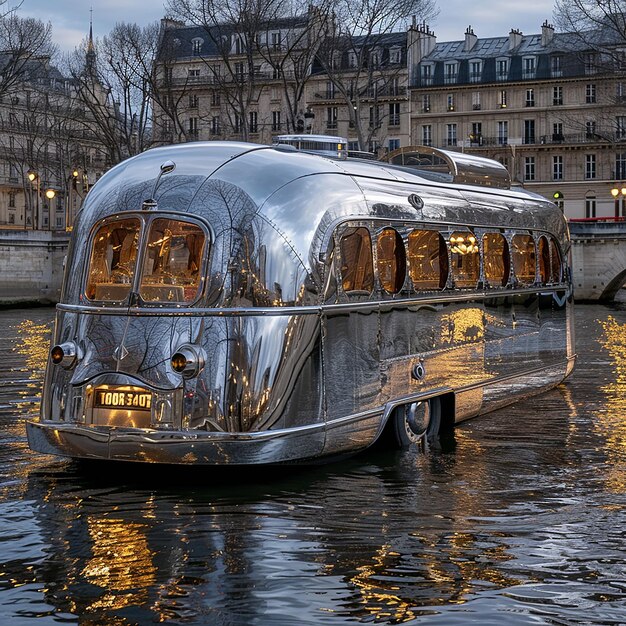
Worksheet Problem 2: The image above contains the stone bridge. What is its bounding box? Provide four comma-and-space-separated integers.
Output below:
569, 220, 626, 301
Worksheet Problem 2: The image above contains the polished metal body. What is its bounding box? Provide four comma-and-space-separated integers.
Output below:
27, 141, 575, 465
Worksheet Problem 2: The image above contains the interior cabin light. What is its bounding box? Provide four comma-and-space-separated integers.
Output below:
171, 344, 205, 378
50, 342, 79, 368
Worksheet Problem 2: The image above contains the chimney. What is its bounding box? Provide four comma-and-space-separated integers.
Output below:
541, 20, 554, 46
407, 22, 436, 85
509, 28, 523, 51
464, 26, 477, 52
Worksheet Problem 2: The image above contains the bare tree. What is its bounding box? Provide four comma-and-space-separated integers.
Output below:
315, 0, 437, 150
165, 0, 310, 140
0, 12, 56, 99
67, 22, 163, 165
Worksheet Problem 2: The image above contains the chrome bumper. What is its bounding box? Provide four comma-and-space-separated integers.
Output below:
26, 419, 329, 465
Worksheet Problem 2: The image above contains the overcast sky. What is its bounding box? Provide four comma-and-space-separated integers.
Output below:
16, 0, 557, 53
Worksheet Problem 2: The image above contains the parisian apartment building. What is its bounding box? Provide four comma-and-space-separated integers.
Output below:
153, 16, 626, 220
0, 40, 112, 231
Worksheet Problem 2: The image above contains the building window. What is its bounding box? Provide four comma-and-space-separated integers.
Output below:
272, 65, 281, 80
370, 50, 380, 68
8, 191, 15, 208
234, 114, 242, 133
235, 63, 245, 80
616, 152, 626, 179
496, 58, 508, 80
469, 61, 481, 82
326, 106, 337, 129
422, 124, 432, 146
553, 122, 564, 142
234, 36, 244, 54
551, 55, 562, 77
498, 90, 507, 108
586, 84, 596, 104
447, 93, 455, 111
470, 122, 482, 145
553, 86, 563, 106
472, 91, 480, 110
525, 88, 535, 107
8, 212, 14, 224
348, 52, 357, 68
248, 111, 258, 134
523, 56, 536, 79
446, 123, 457, 146
585, 154, 596, 179
211, 91, 220, 107
188, 68, 200, 80
191, 38, 203, 55
586, 120, 596, 138
388, 102, 400, 126
388, 138, 400, 151
524, 120, 535, 144
585, 194, 596, 218
270, 31, 281, 51
189, 94, 198, 108
369, 106, 380, 129
389, 47, 401, 64
211, 116, 220, 135
272, 110, 281, 131
422, 93, 430, 112
524, 156, 535, 181
444, 62, 458, 84
188, 117, 198, 137
585, 53, 597, 74
616, 116, 626, 140
498, 120, 508, 145
553, 155, 563, 180
421, 63, 433, 85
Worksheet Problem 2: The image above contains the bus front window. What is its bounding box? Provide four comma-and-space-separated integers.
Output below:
86, 218, 141, 301
140, 219, 205, 303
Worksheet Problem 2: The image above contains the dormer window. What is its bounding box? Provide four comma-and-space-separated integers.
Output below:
522, 56, 536, 79
348, 52, 358, 68
389, 47, 401, 65
469, 60, 482, 83
233, 35, 244, 55
551, 55, 562, 77
496, 58, 508, 80
370, 49, 380, 68
444, 62, 458, 84
191, 38, 203, 55
421, 63, 433, 86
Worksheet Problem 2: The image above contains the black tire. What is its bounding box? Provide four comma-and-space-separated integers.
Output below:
389, 397, 441, 449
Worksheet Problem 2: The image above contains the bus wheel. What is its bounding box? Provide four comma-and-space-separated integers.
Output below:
390, 398, 441, 449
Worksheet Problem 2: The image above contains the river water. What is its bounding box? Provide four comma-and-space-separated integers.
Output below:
0, 305, 624, 625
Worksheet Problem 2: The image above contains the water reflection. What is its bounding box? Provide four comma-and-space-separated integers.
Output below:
597, 315, 626, 494
0, 305, 625, 624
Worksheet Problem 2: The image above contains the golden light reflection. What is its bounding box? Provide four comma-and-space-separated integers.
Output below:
596, 316, 626, 494
81, 516, 157, 612
440, 307, 484, 344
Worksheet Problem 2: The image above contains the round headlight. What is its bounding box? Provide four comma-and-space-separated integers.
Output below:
50, 341, 79, 368
171, 344, 205, 378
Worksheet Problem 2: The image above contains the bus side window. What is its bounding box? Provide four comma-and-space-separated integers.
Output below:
340, 227, 374, 294
511, 234, 536, 286
483, 232, 510, 287
408, 229, 448, 290
549, 237, 563, 283
377, 228, 406, 294
538, 236, 550, 284
449, 231, 479, 288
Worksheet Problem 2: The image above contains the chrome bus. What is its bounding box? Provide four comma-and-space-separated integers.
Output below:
26, 142, 575, 465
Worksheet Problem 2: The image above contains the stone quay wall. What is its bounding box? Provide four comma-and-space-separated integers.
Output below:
0, 230, 70, 306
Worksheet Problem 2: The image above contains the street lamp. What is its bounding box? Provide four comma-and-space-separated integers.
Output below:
27, 170, 40, 230
610, 185, 626, 218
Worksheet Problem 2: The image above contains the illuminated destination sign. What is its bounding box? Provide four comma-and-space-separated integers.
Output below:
93, 387, 152, 411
